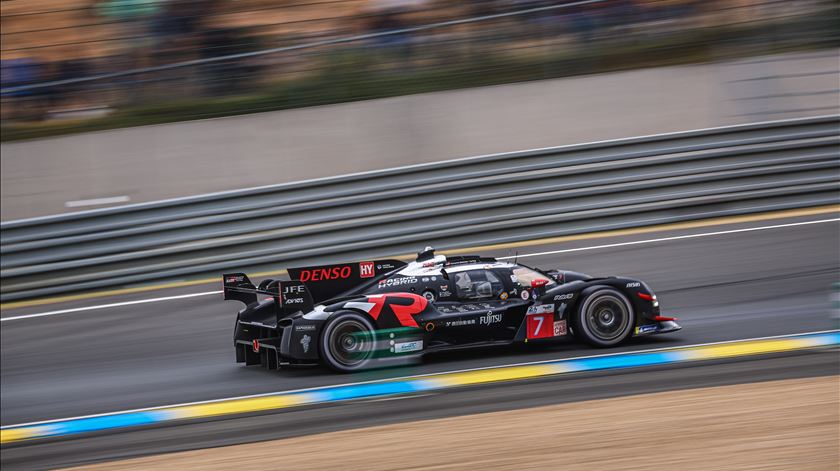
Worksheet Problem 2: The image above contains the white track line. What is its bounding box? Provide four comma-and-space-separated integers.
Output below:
2, 217, 837, 323
496, 218, 840, 260
0, 291, 221, 322
3, 329, 836, 429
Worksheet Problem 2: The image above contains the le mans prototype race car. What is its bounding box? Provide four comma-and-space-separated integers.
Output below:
223, 247, 680, 372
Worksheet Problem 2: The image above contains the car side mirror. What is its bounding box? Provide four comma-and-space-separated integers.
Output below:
441, 269, 449, 280
531, 278, 549, 298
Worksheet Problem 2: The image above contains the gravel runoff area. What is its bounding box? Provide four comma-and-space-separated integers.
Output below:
65, 376, 840, 471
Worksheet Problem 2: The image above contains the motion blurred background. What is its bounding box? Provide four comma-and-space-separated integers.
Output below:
1, 2, 839, 469
2, 0, 839, 221
2, 0, 838, 127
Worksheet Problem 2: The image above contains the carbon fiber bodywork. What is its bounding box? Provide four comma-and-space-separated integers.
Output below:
225, 249, 680, 371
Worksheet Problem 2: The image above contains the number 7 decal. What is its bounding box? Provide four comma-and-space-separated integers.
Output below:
527, 313, 554, 339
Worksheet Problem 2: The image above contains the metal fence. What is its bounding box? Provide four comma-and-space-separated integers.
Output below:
1, 115, 837, 301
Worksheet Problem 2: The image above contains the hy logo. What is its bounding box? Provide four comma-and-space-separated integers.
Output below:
359, 261, 375, 278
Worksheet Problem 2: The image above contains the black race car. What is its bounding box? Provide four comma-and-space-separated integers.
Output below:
223, 247, 680, 372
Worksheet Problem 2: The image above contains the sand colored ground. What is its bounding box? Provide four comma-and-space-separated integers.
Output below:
68, 376, 840, 471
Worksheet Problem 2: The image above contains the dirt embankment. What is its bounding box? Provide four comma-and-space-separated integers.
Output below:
67, 376, 840, 471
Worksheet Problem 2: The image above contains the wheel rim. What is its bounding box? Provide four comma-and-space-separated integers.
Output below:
328, 319, 373, 367
585, 294, 629, 341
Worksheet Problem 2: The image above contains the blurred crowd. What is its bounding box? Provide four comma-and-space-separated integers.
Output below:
1, 0, 835, 123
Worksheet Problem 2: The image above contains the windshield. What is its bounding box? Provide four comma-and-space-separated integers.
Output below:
511, 266, 556, 288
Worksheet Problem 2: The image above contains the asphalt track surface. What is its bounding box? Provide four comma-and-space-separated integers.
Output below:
1, 212, 837, 424
1, 350, 836, 470
0, 212, 838, 468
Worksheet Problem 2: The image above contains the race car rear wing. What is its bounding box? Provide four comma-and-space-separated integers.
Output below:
224, 258, 404, 317
268, 279, 314, 321
223, 274, 314, 324
223, 273, 259, 306
287, 259, 406, 303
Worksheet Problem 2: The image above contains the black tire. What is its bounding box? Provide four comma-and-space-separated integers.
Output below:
320, 312, 376, 372
574, 287, 634, 347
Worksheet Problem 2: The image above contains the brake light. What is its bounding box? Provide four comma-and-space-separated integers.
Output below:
531, 279, 549, 288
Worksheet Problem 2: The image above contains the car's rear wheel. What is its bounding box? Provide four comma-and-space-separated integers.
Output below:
574, 287, 634, 347
320, 312, 376, 372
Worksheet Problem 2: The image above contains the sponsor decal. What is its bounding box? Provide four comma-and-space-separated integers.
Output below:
425, 322, 435, 332
479, 311, 503, 325
520, 289, 530, 300
225, 275, 244, 284
553, 320, 567, 336
295, 325, 316, 331
252, 339, 260, 353
526, 304, 555, 315
499, 292, 509, 300
635, 324, 657, 335
359, 261, 375, 278
422, 291, 435, 301
300, 334, 311, 353
510, 274, 518, 283
378, 277, 418, 288
299, 266, 352, 282
439, 290, 452, 298
394, 340, 423, 353
363, 293, 428, 328
626, 282, 641, 288
445, 319, 476, 327
553, 293, 573, 301
431, 276, 437, 281
440, 285, 449, 291
526, 313, 555, 339
282, 284, 306, 305
422, 277, 429, 282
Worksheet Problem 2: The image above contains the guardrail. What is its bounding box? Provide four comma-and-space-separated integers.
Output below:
1, 115, 838, 301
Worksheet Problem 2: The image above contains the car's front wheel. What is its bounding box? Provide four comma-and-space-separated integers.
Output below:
574, 287, 634, 347
320, 312, 376, 372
